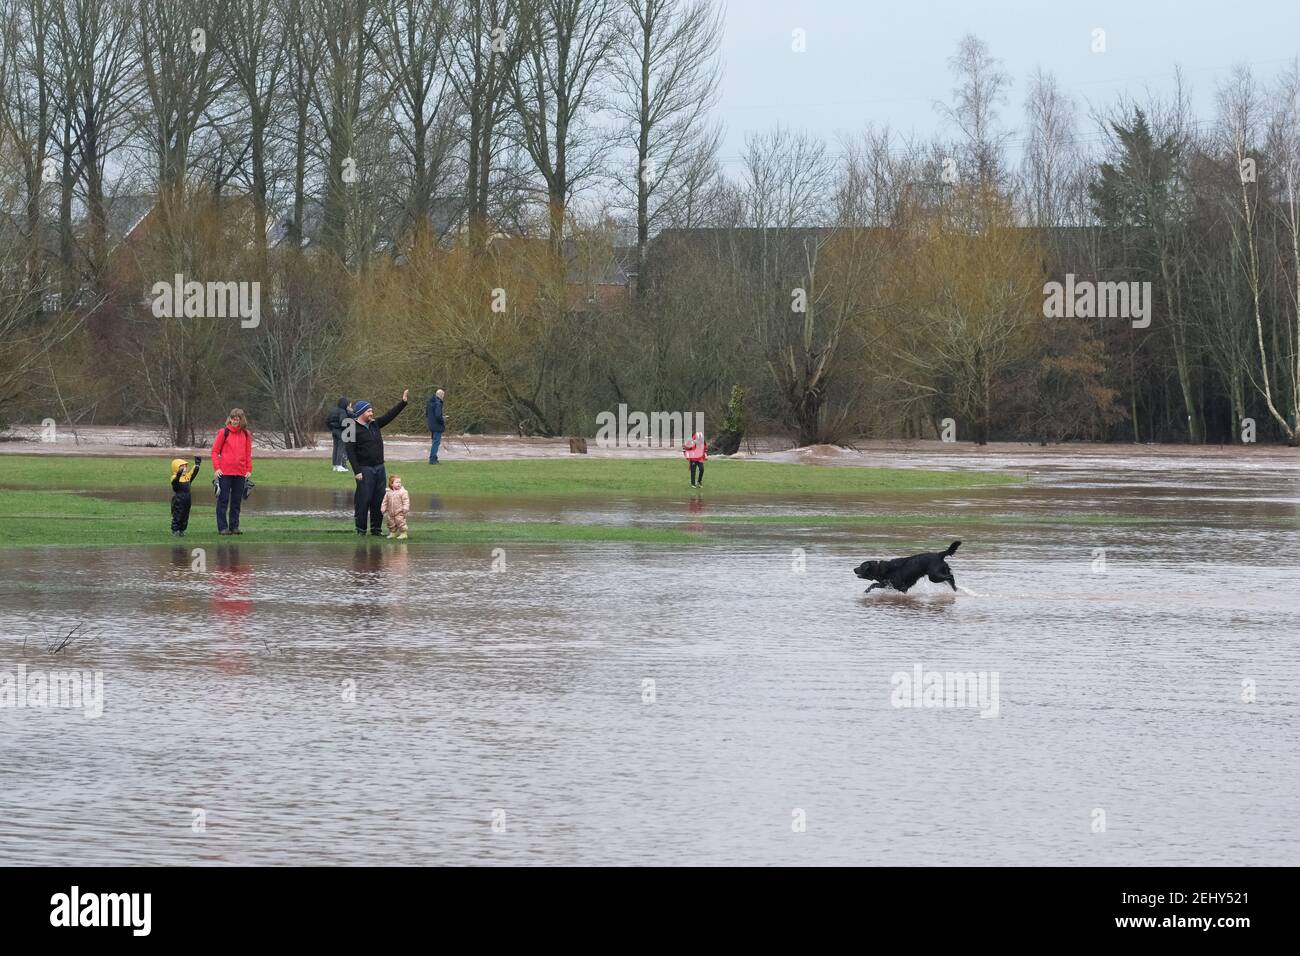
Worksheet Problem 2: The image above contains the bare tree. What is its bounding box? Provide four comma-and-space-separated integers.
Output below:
280, 0, 322, 248
306, 0, 391, 261
665, 125, 723, 227
242, 255, 347, 445
610, 0, 722, 277
446, 0, 528, 247
740, 125, 829, 229
839, 125, 912, 228
1269, 62, 1300, 442
0, 0, 57, 310
937, 33, 1011, 192
0, 177, 87, 420
736, 127, 845, 443
136, 0, 230, 217
54, 0, 139, 284
219, 0, 287, 262
1022, 67, 1078, 228
1246, 60, 1300, 442
509, 0, 616, 251
374, 0, 457, 245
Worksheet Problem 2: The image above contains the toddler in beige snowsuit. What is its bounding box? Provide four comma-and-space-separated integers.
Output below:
381, 475, 411, 539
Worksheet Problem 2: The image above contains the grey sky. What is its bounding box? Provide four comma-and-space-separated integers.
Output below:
714, 0, 1300, 167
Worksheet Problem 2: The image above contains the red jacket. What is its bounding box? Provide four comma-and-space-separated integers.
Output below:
683, 433, 707, 461
212, 425, 253, 475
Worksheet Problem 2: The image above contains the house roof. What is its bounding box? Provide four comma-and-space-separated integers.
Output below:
102, 194, 159, 242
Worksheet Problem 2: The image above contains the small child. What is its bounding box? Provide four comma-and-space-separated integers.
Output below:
381, 474, 411, 539
683, 431, 707, 488
170, 456, 202, 535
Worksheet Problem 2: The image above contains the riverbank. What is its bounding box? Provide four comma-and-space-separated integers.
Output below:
4, 423, 1295, 470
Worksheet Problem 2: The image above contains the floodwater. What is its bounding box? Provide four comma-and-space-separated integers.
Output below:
1, 450, 1298, 865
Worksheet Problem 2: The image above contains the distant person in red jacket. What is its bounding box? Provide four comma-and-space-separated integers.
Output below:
683, 431, 707, 488
211, 408, 253, 535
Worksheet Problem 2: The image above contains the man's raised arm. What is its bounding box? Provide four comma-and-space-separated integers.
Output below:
373, 389, 410, 429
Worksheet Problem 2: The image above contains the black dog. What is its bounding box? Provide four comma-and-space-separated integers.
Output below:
853, 541, 961, 594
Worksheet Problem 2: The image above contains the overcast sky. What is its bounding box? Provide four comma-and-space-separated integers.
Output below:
713, 0, 1300, 168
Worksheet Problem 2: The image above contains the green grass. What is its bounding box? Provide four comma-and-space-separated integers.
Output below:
0, 489, 695, 548
0, 454, 1023, 550
0, 454, 1020, 497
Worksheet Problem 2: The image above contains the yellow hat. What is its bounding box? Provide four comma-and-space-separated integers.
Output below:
171, 458, 187, 473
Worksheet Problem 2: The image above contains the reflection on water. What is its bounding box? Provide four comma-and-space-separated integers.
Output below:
1, 453, 1298, 865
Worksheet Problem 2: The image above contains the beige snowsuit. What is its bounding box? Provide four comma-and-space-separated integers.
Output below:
381, 486, 410, 534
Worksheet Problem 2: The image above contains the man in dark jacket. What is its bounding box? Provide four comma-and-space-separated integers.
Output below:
425, 388, 445, 463
344, 389, 408, 535
326, 396, 351, 471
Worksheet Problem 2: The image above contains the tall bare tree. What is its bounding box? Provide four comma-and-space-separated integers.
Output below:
1244, 61, 1300, 442
937, 33, 1010, 193
509, 0, 616, 250
1268, 62, 1300, 442
375, 0, 456, 245
136, 0, 230, 225
279, 0, 321, 248
1022, 67, 1078, 228
446, 0, 528, 247
0, 0, 57, 309
54, 0, 138, 284
220, 0, 287, 262
737, 128, 846, 442
306, 0, 389, 261
610, 0, 721, 278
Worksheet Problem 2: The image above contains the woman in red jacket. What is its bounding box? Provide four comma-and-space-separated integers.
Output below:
211, 408, 253, 534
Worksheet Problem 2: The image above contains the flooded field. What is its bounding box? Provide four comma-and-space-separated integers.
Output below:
1, 448, 1298, 865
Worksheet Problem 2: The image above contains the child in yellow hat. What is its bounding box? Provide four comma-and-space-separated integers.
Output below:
170, 456, 202, 536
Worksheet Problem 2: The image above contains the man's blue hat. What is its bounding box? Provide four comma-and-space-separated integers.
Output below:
353, 400, 372, 416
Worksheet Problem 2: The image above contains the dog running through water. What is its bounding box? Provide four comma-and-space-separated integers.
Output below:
853, 541, 961, 594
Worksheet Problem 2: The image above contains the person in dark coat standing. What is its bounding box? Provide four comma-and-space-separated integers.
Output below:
425, 388, 446, 464
326, 396, 351, 471
345, 390, 408, 535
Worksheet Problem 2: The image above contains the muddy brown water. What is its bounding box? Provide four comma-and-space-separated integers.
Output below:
1, 450, 1298, 864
